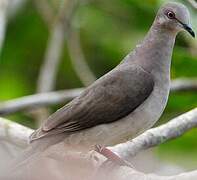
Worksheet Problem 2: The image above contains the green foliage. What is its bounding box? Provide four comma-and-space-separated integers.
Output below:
157, 129, 197, 168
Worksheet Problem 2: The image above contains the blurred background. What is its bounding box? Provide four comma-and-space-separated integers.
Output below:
0, 0, 196, 174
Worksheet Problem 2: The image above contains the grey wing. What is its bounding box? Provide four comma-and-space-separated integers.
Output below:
30, 64, 154, 141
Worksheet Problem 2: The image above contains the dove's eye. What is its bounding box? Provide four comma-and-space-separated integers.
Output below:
166, 11, 175, 19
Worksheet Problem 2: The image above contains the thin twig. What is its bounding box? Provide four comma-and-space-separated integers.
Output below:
67, 27, 96, 86
0, 0, 8, 55
111, 108, 197, 159
37, 22, 65, 93
34, 0, 55, 26
37, 0, 68, 93
170, 78, 197, 92
34, 1, 66, 124
0, 0, 27, 54
0, 88, 83, 115
35, 0, 78, 123
36, 0, 79, 93
187, 0, 197, 9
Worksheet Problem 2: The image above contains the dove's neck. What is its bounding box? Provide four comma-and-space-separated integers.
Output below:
131, 24, 177, 78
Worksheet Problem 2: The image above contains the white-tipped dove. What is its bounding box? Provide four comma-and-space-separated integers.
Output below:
29, 2, 195, 153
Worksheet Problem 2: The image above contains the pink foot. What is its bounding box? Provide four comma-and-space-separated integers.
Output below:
95, 145, 133, 168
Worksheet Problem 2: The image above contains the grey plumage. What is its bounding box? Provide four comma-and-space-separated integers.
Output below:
30, 2, 194, 148
31, 64, 154, 140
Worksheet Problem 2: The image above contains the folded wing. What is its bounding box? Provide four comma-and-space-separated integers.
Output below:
30, 64, 154, 142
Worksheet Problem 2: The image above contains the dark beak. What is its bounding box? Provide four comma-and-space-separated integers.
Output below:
182, 24, 195, 38
175, 18, 195, 38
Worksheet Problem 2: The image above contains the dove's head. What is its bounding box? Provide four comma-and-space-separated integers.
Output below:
155, 2, 195, 38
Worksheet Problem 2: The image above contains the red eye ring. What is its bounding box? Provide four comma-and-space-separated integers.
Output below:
167, 11, 175, 19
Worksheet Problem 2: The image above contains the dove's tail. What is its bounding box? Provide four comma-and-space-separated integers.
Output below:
8, 133, 65, 170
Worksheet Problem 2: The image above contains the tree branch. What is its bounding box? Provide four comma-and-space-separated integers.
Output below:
0, 0, 8, 55
0, 108, 196, 156
34, 0, 55, 26
111, 108, 197, 159
0, 118, 33, 148
171, 78, 197, 92
37, 0, 68, 93
187, 0, 197, 9
35, 0, 79, 123
0, 109, 197, 179
36, 0, 79, 93
0, 78, 196, 116
37, 21, 65, 93
67, 27, 96, 86
0, 88, 83, 115
0, 0, 28, 55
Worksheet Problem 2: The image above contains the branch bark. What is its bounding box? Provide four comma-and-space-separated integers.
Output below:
0, 108, 196, 156
0, 109, 197, 179
111, 108, 197, 159
0, 88, 83, 115
0, 118, 33, 148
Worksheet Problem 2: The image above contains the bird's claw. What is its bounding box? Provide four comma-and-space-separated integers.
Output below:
94, 145, 134, 168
